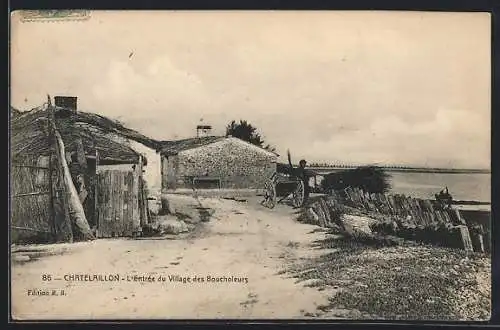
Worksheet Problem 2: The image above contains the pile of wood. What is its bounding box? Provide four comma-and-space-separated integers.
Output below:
300, 187, 487, 253
339, 187, 463, 227
298, 195, 345, 231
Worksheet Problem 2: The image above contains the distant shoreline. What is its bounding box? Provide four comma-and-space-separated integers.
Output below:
451, 200, 491, 206
307, 165, 490, 174
382, 168, 490, 174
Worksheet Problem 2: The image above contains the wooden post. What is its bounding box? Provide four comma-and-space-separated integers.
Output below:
70, 110, 90, 209
137, 155, 143, 227
319, 198, 332, 226
94, 150, 99, 238
50, 108, 94, 240
476, 230, 485, 253
312, 201, 327, 227
47, 96, 73, 242
456, 225, 474, 252
453, 209, 467, 226
47, 152, 56, 240
470, 226, 485, 253
138, 155, 148, 228
45, 116, 55, 238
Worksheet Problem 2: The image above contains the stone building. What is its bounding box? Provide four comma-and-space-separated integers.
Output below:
159, 136, 278, 192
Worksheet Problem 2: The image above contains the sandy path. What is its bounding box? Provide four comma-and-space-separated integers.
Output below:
11, 196, 336, 320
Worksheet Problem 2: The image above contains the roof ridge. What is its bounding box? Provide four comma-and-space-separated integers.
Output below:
159, 135, 279, 157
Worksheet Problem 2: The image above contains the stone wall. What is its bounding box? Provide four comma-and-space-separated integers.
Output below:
162, 138, 277, 191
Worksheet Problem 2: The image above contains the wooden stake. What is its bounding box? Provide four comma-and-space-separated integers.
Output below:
456, 225, 474, 252
138, 155, 148, 227
70, 109, 90, 209
47, 152, 56, 239
52, 120, 94, 240
94, 149, 99, 238
47, 96, 73, 242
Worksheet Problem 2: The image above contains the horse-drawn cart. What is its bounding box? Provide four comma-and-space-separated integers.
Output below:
261, 172, 305, 209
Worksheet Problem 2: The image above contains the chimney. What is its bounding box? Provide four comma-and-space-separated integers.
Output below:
196, 125, 212, 138
54, 96, 78, 112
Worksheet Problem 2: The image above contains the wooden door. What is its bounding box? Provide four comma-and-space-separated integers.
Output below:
96, 170, 140, 237
11, 160, 54, 243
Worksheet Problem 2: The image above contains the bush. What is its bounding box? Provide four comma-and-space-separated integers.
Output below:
322, 166, 391, 194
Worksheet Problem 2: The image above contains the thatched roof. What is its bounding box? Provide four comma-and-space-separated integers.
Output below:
10, 106, 21, 119
11, 106, 161, 164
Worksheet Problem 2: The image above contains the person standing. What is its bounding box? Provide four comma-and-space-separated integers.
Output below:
287, 150, 313, 205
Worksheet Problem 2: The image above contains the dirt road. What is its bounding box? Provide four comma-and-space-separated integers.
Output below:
11, 196, 337, 320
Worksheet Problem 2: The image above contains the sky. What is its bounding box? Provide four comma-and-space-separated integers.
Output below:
10, 11, 491, 169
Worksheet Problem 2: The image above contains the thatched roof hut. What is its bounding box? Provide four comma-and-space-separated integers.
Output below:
10, 106, 21, 119
11, 105, 160, 165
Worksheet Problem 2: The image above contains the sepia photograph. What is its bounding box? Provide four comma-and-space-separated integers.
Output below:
9, 10, 491, 321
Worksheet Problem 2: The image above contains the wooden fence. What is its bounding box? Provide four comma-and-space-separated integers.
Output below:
301, 187, 487, 252
339, 187, 467, 227
11, 160, 54, 243
96, 170, 141, 238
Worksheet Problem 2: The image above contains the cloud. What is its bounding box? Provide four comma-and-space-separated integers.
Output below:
10, 11, 490, 168
89, 57, 222, 139
291, 108, 490, 168
92, 57, 207, 117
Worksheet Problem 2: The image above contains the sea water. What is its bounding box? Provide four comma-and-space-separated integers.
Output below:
389, 172, 491, 203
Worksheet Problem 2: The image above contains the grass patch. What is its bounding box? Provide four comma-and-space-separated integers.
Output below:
286, 233, 490, 320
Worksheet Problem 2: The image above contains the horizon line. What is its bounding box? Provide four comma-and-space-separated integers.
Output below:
296, 163, 491, 172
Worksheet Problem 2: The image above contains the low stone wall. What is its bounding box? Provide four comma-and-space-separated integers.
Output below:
300, 188, 487, 253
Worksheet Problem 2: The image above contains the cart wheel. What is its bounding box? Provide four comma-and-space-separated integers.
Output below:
292, 179, 305, 208
262, 179, 276, 209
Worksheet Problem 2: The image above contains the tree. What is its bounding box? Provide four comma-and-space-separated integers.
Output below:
226, 120, 275, 152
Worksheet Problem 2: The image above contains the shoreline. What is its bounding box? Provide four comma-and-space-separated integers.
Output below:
307, 166, 491, 175
451, 200, 491, 206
